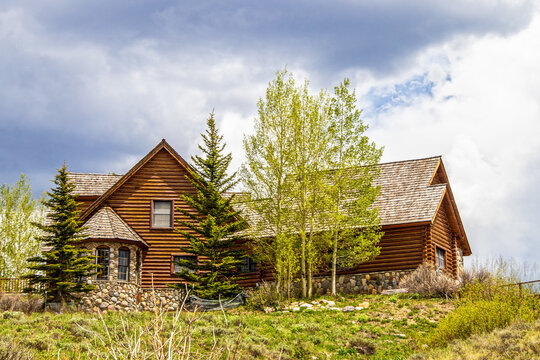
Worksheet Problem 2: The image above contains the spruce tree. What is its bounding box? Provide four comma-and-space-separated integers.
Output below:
26, 164, 97, 304
172, 112, 246, 299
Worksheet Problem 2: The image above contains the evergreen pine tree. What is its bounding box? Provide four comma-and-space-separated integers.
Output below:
172, 113, 246, 299
26, 164, 97, 304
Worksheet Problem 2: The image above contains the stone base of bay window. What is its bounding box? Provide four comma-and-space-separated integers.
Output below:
81, 280, 141, 312
80, 283, 186, 313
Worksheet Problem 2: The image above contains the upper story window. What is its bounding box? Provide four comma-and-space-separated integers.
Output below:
152, 200, 172, 228
240, 256, 258, 273
118, 248, 130, 281
96, 247, 110, 280
436, 247, 446, 270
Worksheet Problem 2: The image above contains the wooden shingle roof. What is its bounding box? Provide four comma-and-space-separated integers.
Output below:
83, 206, 148, 247
232, 156, 450, 231
69, 173, 123, 196
373, 156, 444, 225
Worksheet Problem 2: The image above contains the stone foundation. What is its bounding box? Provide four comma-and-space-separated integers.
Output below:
139, 287, 186, 312
80, 270, 413, 312
311, 270, 413, 295
80, 282, 186, 313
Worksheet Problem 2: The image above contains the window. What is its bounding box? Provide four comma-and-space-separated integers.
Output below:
436, 247, 446, 269
135, 251, 141, 282
118, 248, 130, 281
96, 247, 110, 280
152, 200, 172, 228
240, 257, 258, 273
172, 255, 197, 274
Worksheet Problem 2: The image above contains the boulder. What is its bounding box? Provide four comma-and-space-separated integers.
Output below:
342, 306, 355, 312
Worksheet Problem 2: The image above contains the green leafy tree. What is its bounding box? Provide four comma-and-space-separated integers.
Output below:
26, 164, 97, 304
243, 71, 384, 298
242, 70, 300, 299
171, 112, 246, 299
0, 175, 44, 277
324, 78, 384, 295
289, 82, 330, 298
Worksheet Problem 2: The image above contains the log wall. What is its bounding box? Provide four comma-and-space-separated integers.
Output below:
344, 223, 427, 274
97, 148, 199, 288
429, 201, 458, 277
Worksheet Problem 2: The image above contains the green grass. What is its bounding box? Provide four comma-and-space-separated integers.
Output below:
410, 320, 540, 360
0, 294, 455, 359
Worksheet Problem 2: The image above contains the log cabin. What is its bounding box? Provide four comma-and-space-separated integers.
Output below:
70, 139, 471, 299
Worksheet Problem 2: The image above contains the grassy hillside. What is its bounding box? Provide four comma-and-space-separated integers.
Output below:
411, 320, 540, 360
0, 294, 454, 360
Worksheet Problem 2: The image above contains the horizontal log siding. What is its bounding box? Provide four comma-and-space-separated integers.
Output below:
430, 203, 457, 277
350, 224, 426, 273
302, 224, 427, 279
103, 149, 199, 288
77, 196, 98, 214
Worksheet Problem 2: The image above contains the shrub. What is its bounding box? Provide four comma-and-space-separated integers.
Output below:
244, 281, 282, 310
399, 265, 460, 298
459, 267, 492, 287
411, 320, 540, 360
0, 292, 44, 314
424, 280, 540, 347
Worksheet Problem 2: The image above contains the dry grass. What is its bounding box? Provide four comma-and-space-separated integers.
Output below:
79, 293, 244, 359
0, 338, 34, 360
0, 292, 43, 314
399, 265, 460, 298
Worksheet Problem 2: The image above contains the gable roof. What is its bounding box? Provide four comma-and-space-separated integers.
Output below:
232, 156, 470, 254
79, 139, 193, 222
69, 173, 123, 196
71, 140, 469, 255
84, 206, 148, 248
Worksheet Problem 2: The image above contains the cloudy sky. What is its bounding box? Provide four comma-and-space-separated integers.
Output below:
1, 0, 539, 266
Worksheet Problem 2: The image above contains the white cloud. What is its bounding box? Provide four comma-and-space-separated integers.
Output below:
364, 10, 540, 263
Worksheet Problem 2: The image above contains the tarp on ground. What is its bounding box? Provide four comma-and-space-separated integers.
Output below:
184, 293, 246, 311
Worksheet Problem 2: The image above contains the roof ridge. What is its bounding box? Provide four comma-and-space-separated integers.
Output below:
377, 155, 442, 166
103, 206, 116, 238
69, 173, 123, 176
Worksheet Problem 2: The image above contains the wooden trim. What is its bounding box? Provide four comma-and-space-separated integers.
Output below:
431, 187, 447, 224
150, 199, 174, 229
80, 237, 149, 249
434, 160, 471, 256
381, 220, 432, 229
428, 158, 442, 186
435, 245, 446, 270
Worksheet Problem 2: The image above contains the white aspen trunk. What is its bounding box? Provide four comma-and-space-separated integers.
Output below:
301, 232, 307, 298
331, 232, 338, 296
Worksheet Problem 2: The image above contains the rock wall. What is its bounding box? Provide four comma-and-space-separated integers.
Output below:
311, 270, 413, 295
80, 284, 186, 313
80, 270, 413, 313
